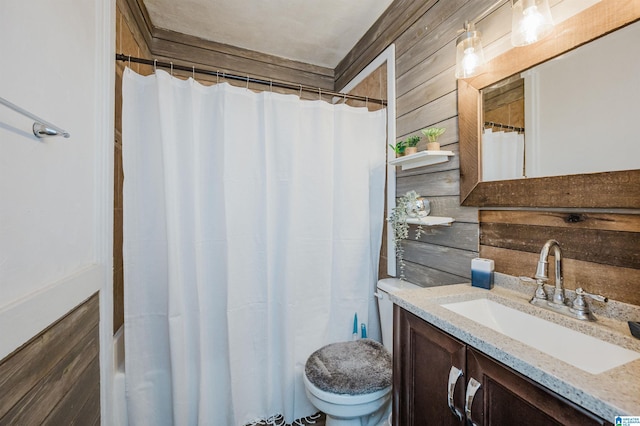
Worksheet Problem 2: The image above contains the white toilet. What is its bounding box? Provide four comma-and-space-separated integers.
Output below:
303, 278, 421, 426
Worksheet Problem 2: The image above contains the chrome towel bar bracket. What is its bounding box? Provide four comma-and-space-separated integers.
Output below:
0, 96, 70, 138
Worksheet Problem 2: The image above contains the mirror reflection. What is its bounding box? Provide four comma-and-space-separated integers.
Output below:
480, 20, 640, 182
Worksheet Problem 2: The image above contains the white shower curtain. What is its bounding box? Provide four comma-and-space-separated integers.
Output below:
481, 128, 525, 181
122, 68, 387, 426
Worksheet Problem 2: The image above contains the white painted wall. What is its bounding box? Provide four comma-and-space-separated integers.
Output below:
0, 0, 114, 422
1, 1, 97, 302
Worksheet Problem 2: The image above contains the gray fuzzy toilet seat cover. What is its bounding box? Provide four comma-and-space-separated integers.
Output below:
305, 339, 392, 395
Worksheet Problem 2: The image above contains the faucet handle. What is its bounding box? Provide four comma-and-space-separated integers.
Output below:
570, 288, 608, 320
519, 276, 537, 284
575, 288, 608, 303
520, 276, 548, 303
571, 290, 589, 313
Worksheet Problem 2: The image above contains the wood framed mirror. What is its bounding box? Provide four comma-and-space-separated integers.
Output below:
459, 0, 640, 208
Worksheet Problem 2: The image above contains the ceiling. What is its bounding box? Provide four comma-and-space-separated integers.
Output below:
141, 0, 394, 68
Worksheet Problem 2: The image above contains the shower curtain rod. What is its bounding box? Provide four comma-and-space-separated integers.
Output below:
484, 121, 525, 133
116, 54, 387, 106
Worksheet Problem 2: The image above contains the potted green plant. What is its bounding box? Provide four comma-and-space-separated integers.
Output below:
387, 190, 427, 279
421, 127, 446, 151
404, 135, 421, 155
389, 140, 407, 157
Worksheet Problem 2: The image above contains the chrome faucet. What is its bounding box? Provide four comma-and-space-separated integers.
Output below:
534, 239, 565, 306
526, 239, 608, 321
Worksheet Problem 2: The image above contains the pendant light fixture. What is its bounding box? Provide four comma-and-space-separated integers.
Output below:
454, 0, 555, 79
455, 21, 485, 79
511, 0, 554, 46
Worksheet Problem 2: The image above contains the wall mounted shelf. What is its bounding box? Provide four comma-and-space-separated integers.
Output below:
406, 216, 455, 226
389, 150, 454, 170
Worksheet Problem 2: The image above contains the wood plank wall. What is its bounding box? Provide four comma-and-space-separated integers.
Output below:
480, 212, 640, 306
0, 293, 100, 425
339, 0, 640, 302
382, 0, 489, 286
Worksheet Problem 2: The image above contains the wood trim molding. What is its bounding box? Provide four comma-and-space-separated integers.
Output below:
150, 28, 334, 89
463, 170, 640, 208
459, 0, 640, 207
123, 0, 154, 50
151, 27, 332, 77
458, 77, 481, 202
125, 0, 334, 89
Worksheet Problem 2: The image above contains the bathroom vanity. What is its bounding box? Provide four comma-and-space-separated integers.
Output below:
389, 282, 640, 425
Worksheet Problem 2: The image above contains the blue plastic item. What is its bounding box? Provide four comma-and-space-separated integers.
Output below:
353, 313, 359, 340
471, 258, 494, 290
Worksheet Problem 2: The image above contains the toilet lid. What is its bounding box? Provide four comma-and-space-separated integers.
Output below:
304, 339, 392, 395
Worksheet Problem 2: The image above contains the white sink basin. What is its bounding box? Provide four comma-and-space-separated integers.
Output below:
441, 298, 640, 374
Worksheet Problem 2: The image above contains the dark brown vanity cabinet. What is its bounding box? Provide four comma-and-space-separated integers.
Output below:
393, 306, 612, 426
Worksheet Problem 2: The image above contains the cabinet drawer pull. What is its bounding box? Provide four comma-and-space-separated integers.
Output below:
447, 365, 464, 420
465, 377, 482, 426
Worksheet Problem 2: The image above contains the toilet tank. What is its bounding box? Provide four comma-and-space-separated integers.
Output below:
376, 278, 422, 353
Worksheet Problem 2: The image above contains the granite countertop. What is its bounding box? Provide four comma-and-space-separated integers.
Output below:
389, 276, 640, 420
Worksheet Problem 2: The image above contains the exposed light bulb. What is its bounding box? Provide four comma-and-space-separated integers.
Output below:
511, 0, 554, 47
521, 4, 545, 44
461, 47, 481, 77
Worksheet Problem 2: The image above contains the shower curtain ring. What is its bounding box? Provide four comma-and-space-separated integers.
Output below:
170, 62, 173, 76
319, 88, 322, 100
299, 84, 302, 98
192, 66, 195, 80
216, 70, 219, 84
128, 55, 131, 68
270, 80, 273, 92
153, 59, 157, 72
366, 97, 368, 108
246, 74, 250, 90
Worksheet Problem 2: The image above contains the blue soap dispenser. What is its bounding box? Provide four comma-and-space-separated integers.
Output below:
471, 258, 494, 289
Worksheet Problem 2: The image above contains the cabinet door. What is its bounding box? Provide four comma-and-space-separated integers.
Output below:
394, 306, 466, 426
465, 348, 611, 426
